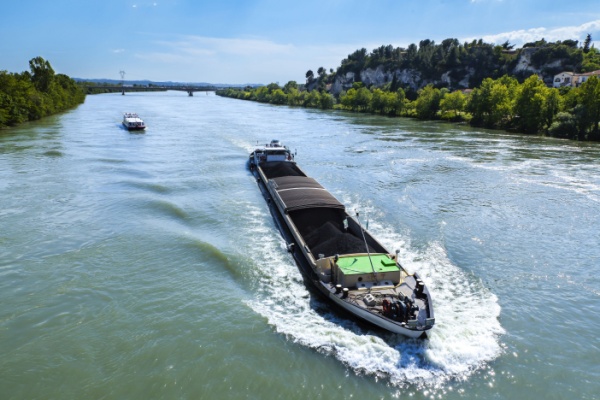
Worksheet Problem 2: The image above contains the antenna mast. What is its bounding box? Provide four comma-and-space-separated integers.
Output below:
356, 211, 378, 289
119, 70, 126, 95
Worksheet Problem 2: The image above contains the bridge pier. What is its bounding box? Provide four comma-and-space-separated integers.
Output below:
188, 90, 193, 96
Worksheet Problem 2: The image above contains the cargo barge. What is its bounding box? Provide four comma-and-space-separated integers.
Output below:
249, 140, 435, 338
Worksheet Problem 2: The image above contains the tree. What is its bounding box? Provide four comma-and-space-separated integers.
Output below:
577, 76, 600, 140
354, 87, 372, 111
583, 34, 592, 53
467, 76, 517, 128
415, 84, 444, 119
392, 88, 407, 115
266, 82, 280, 92
29, 56, 55, 92
0, 58, 84, 128
283, 80, 298, 93
371, 88, 392, 115
548, 112, 578, 139
303, 90, 320, 108
253, 86, 270, 102
440, 90, 467, 114
514, 75, 548, 133
582, 47, 600, 72
318, 92, 335, 109
286, 87, 301, 106
340, 88, 357, 111
270, 89, 287, 105
542, 88, 562, 131
501, 41, 515, 50
305, 70, 314, 84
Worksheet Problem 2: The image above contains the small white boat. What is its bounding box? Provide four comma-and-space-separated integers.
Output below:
122, 113, 146, 131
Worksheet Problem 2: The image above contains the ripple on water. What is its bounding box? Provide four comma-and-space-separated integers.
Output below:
43, 150, 63, 157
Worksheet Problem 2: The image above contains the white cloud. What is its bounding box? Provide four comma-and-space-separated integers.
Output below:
159, 36, 295, 57
466, 19, 600, 46
131, 35, 360, 83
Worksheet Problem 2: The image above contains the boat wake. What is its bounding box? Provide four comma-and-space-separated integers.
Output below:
241, 198, 504, 391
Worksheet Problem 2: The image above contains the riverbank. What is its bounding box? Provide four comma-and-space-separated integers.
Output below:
216, 74, 600, 142
0, 57, 85, 129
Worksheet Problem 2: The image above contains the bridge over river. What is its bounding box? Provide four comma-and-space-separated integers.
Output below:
82, 85, 235, 96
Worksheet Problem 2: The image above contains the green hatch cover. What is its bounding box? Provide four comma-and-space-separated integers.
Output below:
336, 254, 399, 275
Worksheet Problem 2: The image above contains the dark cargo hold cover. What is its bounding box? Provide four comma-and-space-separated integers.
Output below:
270, 176, 345, 212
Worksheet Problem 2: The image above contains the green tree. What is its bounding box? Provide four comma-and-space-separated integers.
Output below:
303, 90, 320, 108
283, 81, 298, 93
415, 84, 444, 119
305, 70, 314, 84
254, 86, 270, 102
318, 92, 335, 109
583, 34, 592, 53
577, 76, 600, 140
514, 75, 548, 133
0, 58, 84, 128
354, 87, 372, 111
548, 112, 578, 139
270, 89, 287, 105
582, 47, 600, 72
468, 76, 517, 127
29, 56, 55, 92
286, 87, 301, 106
340, 88, 357, 111
440, 90, 467, 114
370, 88, 388, 115
392, 88, 407, 115
542, 87, 562, 131
266, 82, 280, 92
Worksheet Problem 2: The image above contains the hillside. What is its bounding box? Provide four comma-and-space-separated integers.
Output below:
306, 37, 600, 95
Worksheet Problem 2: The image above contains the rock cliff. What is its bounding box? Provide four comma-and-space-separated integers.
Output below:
325, 47, 571, 95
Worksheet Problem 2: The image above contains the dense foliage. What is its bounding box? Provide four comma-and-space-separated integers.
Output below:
336, 39, 519, 88
218, 35, 600, 141
0, 57, 85, 128
217, 82, 335, 110
312, 37, 600, 91
217, 74, 600, 141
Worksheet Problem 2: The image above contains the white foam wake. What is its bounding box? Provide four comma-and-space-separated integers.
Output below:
240, 200, 505, 390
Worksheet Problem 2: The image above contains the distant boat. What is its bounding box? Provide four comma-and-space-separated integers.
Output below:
122, 113, 146, 131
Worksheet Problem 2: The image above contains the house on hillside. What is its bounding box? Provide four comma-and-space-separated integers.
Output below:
577, 70, 600, 85
553, 70, 600, 88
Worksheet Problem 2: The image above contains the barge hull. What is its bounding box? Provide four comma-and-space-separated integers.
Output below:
249, 144, 434, 337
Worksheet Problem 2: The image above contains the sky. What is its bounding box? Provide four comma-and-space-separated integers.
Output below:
1, 0, 599, 85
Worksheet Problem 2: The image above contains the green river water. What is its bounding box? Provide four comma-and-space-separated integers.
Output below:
1, 91, 599, 399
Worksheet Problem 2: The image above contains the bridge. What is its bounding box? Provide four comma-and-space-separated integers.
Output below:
81, 85, 233, 96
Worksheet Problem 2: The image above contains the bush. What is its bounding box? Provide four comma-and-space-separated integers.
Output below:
548, 112, 578, 139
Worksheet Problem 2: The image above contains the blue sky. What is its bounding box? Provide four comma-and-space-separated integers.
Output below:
1, 0, 599, 84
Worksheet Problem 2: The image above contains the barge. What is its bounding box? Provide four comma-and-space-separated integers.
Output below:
249, 140, 435, 338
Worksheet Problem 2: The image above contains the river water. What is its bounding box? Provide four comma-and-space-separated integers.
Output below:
1, 91, 599, 399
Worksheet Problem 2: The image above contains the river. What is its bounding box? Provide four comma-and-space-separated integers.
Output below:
1, 91, 599, 399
